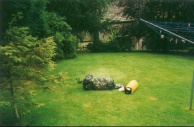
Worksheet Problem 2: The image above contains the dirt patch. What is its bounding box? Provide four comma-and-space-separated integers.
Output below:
149, 96, 158, 101
83, 102, 91, 108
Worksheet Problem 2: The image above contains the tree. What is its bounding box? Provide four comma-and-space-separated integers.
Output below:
47, 0, 112, 51
44, 12, 78, 59
0, 0, 3, 41
24, 0, 49, 38
118, 0, 194, 52
0, 22, 65, 125
1, 0, 78, 59
47, 0, 111, 33
118, 0, 147, 20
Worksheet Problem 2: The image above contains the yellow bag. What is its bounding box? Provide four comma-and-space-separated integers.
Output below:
125, 80, 138, 94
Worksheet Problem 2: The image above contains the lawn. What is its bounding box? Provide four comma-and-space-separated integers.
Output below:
2, 52, 194, 126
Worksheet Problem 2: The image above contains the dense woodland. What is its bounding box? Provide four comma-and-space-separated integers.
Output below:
0, 0, 194, 125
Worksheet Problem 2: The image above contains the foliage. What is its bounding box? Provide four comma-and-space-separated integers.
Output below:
188, 47, 194, 55
118, 0, 194, 51
86, 41, 108, 52
1, 0, 77, 59
47, 0, 112, 33
102, 22, 135, 52
86, 35, 134, 52
63, 34, 78, 59
108, 36, 133, 52
86, 21, 134, 52
47, 0, 112, 51
119, 0, 147, 20
1, 0, 113, 57
1, 0, 49, 38
0, 26, 66, 125
120, 0, 194, 22
1, 0, 29, 32
24, 0, 49, 38
44, 12, 77, 59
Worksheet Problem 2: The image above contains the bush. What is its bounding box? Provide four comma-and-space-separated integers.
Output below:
45, 12, 78, 60
188, 47, 194, 55
86, 35, 134, 52
63, 34, 78, 59
53, 32, 78, 59
86, 41, 109, 52
107, 36, 134, 52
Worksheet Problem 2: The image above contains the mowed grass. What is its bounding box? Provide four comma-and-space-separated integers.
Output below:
26, 52, 194, 125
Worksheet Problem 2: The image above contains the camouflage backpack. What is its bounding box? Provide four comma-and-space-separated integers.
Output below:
77, 74, 115, 90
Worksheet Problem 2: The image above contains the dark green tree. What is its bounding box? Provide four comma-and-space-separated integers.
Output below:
0, 14, 66, 125
44, 12, 77, 59
47, 0, 112, 51
118, 0, 194, 52
1, 0, 78, 59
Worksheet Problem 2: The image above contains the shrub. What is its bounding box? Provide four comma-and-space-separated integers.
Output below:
86, 35, 134, 52
188, 47, 194, 55
63, 34, 78, 59
45, 12, 78, 60
86, 41, 109, 52
108, 36, 134, 52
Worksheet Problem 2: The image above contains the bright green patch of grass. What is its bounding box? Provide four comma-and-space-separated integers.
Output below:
3, 52, 194, 126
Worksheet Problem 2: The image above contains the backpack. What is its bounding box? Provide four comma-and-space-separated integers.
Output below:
78, 74, 115, 90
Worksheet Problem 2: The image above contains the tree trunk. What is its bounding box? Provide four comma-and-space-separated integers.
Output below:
0, 0, 2, 41
136, 39, 139, 50
92, 30, 100, 52
10, 83, 20, 125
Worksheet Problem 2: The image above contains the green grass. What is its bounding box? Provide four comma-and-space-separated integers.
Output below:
2, 52, 194, 126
